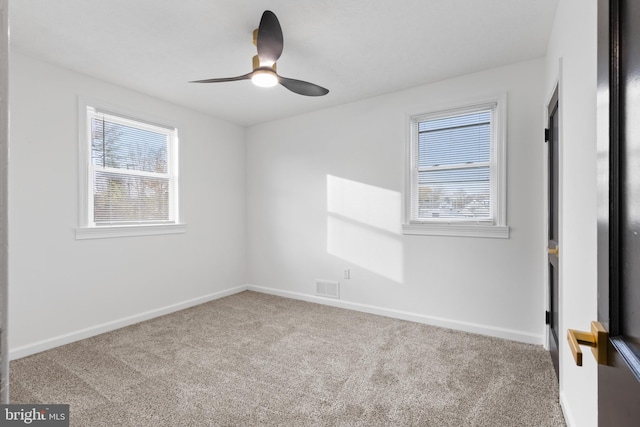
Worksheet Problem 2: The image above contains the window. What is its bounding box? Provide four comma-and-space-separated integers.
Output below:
77, 101, 185, 239
403, 95, 508, 238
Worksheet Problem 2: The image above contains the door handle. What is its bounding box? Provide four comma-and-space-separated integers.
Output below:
567, 321, 608, 366
548, 246, 559, 255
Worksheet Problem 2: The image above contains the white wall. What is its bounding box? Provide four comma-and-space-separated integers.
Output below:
246, 59, 547, 343
545, 1, 598, 426
8, 52, 246, 357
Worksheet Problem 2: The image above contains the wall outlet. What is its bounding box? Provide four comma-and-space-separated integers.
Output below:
344, 269, 350, 279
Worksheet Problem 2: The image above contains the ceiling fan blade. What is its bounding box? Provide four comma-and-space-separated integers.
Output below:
279, 76, 329, 96
257, 10, 284, 64
189, 72, 252, 83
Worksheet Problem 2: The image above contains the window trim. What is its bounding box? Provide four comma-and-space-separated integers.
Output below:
76, 97, 186, 239
402, 93, 509, 239
76, 223, 187, 240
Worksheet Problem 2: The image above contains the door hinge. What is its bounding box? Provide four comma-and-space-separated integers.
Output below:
545, 310, 551, 325
544, 128, 550, 142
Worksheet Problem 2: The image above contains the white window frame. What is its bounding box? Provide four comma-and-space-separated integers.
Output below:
403, 93, 509, 238
76, 98, 186, 239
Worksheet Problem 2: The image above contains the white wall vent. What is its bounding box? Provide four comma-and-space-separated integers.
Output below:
316, 279, 340, 299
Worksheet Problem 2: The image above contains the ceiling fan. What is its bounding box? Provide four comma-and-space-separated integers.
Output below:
190, 10, 329, 97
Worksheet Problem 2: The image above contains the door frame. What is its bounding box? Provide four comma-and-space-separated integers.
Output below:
0, 0, 9, 404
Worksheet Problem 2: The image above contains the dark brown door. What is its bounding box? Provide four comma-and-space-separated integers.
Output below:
598, 0, 640, 424
547, 87, 559, 380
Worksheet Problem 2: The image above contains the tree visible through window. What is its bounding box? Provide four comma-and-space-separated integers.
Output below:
87, 107, 178, 226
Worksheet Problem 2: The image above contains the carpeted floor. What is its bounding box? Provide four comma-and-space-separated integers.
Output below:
10, 291, 565, 426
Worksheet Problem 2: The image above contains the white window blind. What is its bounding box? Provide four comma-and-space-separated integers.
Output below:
414, 107, 493, 221
87, 107, 178, 226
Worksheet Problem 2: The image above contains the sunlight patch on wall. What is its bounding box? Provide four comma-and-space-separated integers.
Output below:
327, 175, 402, 234
326, 175, 403, 283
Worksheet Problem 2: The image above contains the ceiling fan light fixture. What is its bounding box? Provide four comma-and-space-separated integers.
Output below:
251, 69, 278, 88
190, 11, 329, 96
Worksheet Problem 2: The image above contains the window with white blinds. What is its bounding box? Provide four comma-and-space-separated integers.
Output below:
85, 106, 179, 228
404, 96, 508, 238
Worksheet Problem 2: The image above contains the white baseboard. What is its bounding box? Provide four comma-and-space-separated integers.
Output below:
10, 283, 543, 360
247, 284, 543, 345
9, 285, 248, 360
559, 390, 576, 427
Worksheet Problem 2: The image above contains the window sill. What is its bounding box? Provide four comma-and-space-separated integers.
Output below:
76, 223, 187, 240
402, 223, 509, 239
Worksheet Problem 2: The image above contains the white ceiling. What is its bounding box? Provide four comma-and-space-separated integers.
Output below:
9, 0, 558, 127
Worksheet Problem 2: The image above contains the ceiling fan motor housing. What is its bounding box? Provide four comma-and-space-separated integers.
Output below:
252, 55, 276, 72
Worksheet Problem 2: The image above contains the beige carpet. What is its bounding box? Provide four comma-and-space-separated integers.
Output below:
10, 291, 565, 426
